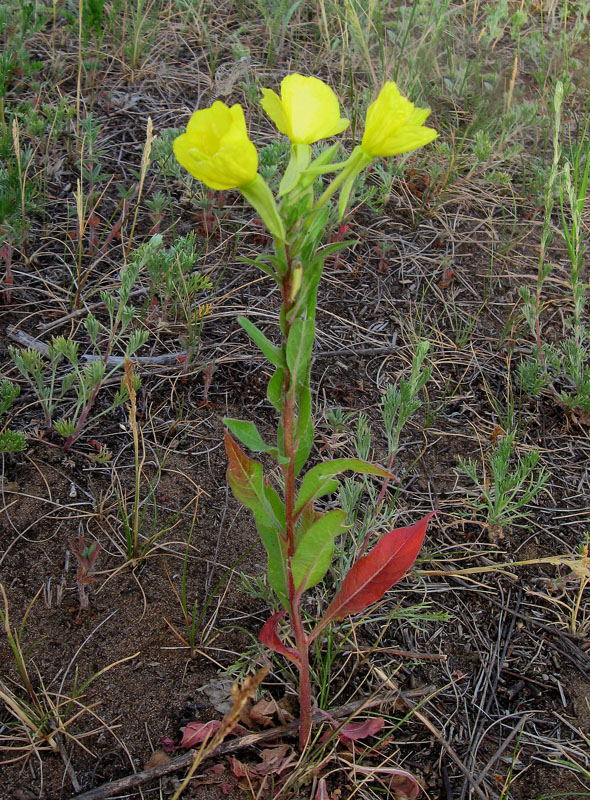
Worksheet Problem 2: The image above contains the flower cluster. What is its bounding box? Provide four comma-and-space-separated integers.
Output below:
173, 73, 437, 225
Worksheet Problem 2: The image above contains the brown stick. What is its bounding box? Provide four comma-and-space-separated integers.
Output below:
7, 326, 187, 367
70, 693, 400, 800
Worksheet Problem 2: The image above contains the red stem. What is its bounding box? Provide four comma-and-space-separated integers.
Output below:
280, 262, 313, 749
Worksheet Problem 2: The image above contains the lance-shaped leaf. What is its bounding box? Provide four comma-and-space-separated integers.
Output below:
225, 431, 267, 509
286, 318, 314, 391
254, 487, 288, 604
294, 413, 314, 476
181, 720, 222, 748
225, 432, 287, 602
294, 384, 313, 476
224, 418, 288, 464
288, 257, 323, 322
238, 317, 285, 368
291, 509, 347, 593
259, 610, 301, 668
338, 717, 385, 742
267, 366, 284, 412
295, 501, 323, 546
296, 458, 396, 516
312, 512, 436, 639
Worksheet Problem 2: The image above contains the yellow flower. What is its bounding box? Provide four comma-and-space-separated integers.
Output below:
361, 82, 437, 157
173, 101, 258, 191
261, 74, 349, 145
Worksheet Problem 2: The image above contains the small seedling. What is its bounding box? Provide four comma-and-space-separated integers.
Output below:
9, 257, 148, 450
456, 430, 549, 533
0, 378, 26, 452
69, 533, 100, 613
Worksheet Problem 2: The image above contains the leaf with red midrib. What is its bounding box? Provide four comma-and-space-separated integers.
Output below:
259, 610, 301, 668
315, 512, 436, 634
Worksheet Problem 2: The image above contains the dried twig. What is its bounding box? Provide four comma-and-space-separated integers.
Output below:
7, 326, 187, 367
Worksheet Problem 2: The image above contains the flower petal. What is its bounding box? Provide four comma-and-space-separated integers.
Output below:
173, 101, 258, 190
261, 73, 349, 145
260, 88, 290, 137
361, 81, 437, 158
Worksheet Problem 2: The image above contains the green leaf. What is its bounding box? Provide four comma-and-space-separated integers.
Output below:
226, 431, 275, 515
279, 143, 311, 196
267, 367, 284, 412
54, 417, 76, 437
238, 317, 285, 368
306, 204, 330, 244
0, 429, 26, 453
286, 318, 314, 390
0, 380, 20, 416
237, 255, 280, 280
254, 484, 288, 605
224, 418, 272, 453
338, 170, 357, 220
292, 509, 347, 592
294, 385, 313, 476
224, 418, 288, 464
319, 239, 360, 258
295, 502, 323, 546
225, 433, 288, 605
294, 414, 314, 477
296, 459, 395, 515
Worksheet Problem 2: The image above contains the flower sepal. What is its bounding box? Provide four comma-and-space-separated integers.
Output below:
297, 143, 346, 183
279, 143, 312, 197
240, 174, 286, 244
336, 145, 373, 219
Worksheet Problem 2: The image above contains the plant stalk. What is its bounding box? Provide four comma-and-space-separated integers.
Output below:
280, 257, 313, 749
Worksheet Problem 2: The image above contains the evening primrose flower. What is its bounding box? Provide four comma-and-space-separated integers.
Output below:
174, 101, 285, 242
360, 81, 437, 158
315, 82, 437, 218
260, 74, 349, 145
173, 101, 258, 191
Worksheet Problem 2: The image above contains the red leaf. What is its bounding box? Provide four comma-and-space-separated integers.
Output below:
339, 716, 384, 742
181, 720, 221, 748
317, 512, 436, 631
389, 772, 421, 800
353, 765, 421, 799
224, 431, 268, 510
230, 756, 249, 778
259, 611, 301, 668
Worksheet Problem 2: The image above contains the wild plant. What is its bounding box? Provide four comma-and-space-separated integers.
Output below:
118, 0, 160, 81
109, 365, 203, 563
0, 1, 44, 137
140, 232, 212, 322
519, 80, 590, 418
9, 257, 148, 451
69, 533, 101, 613
455, 430, 549, 533
164, 515, 244, 659
172, 74, 438, 749
70, 112, 112, 305
0, 379, 26, 453
145, 190, 167, 233
1, 117, 38, 273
